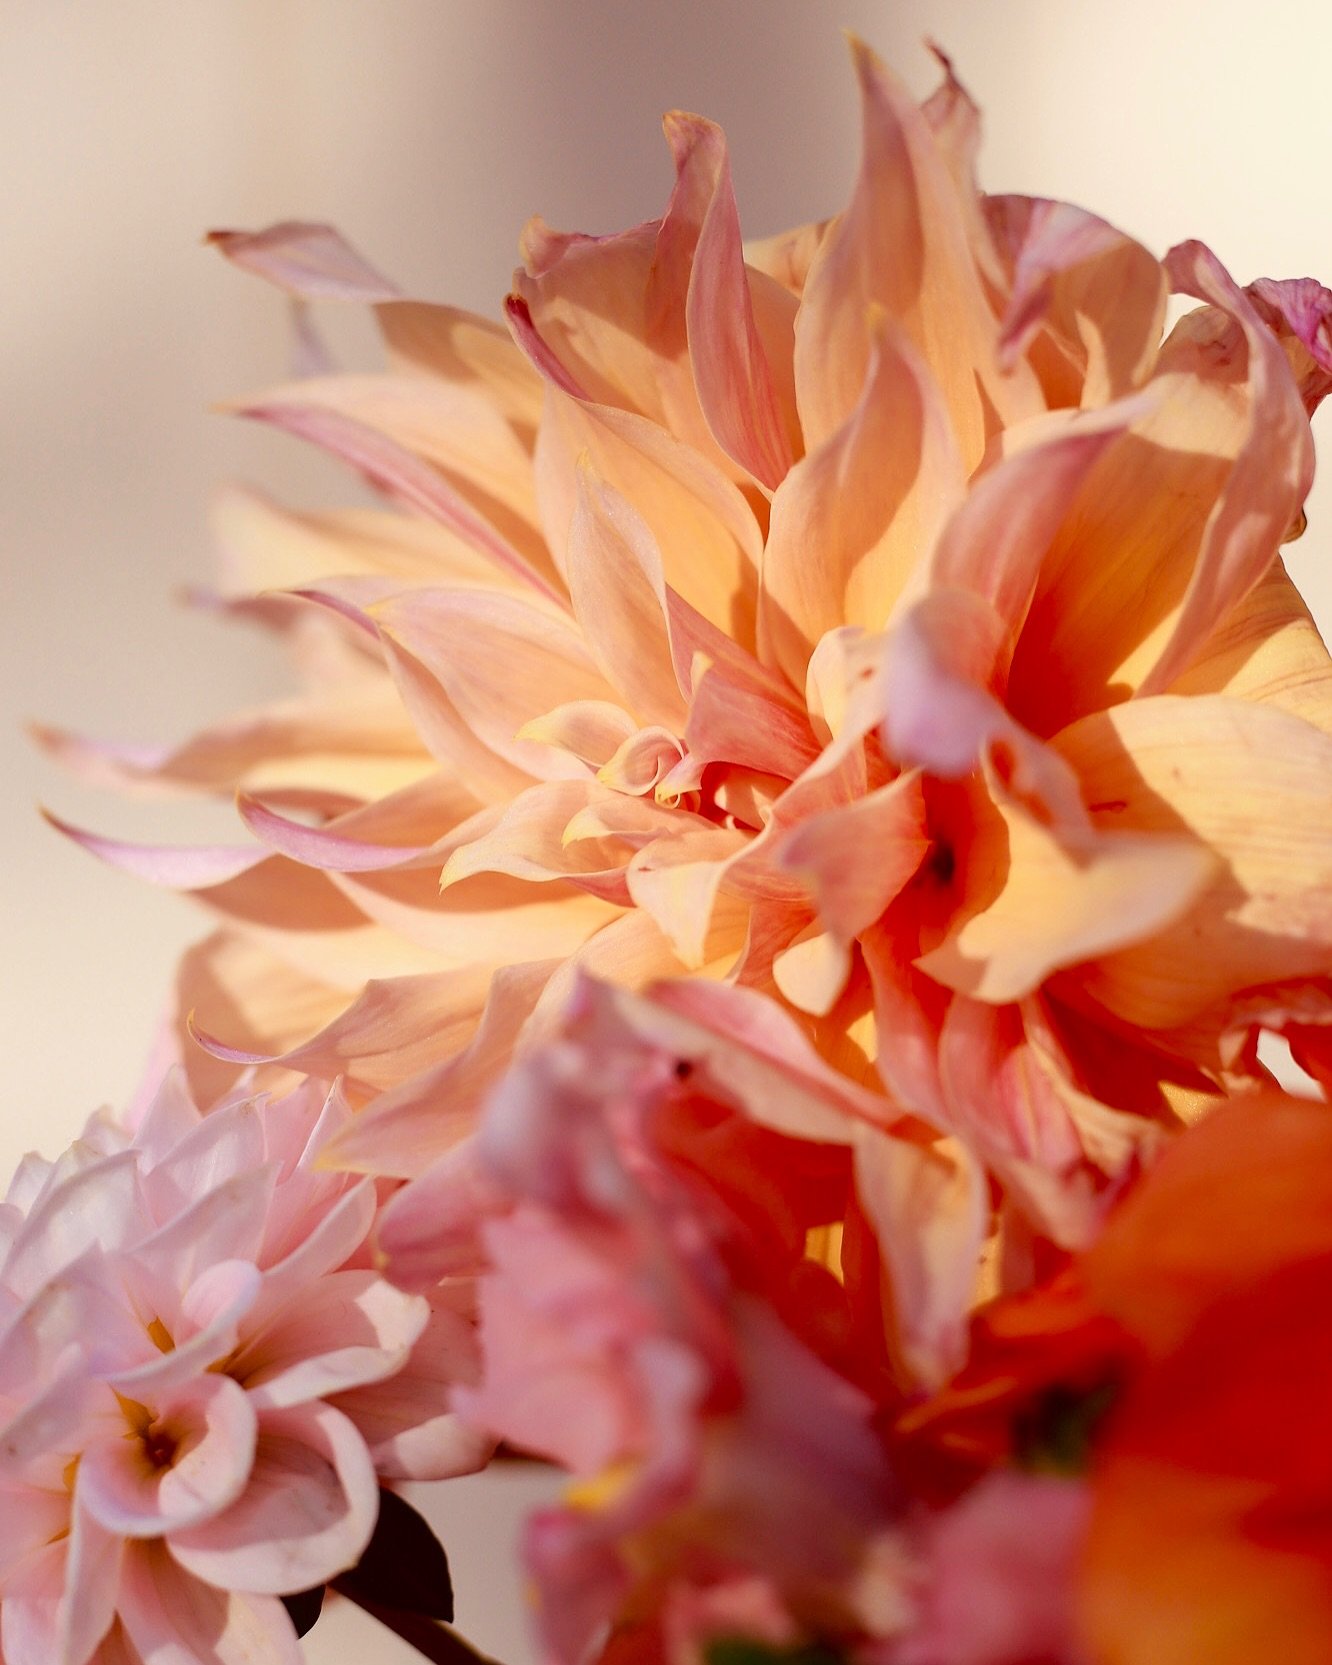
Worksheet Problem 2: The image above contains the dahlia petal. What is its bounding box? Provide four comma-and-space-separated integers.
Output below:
626, 826, 749, 967
230, 1271, 426, 1410
325, 958, 558, 1178
38, 814, 264, 889
1055, 695, 1332, 1031
118, 1540, 303, 1665
685, 655, 820, 780
109, 1260, 263, 1399
1166, 558, 1332, 733
852, 1126, 987, 1388
602, 977, 895, 1142
329, 1293, 493, 1480
440, 779, 636, 904
169, 932, 350, 1105
208, 221, 401, 302
511, 215, 665, 416
1245, 275, 1332, 416
5, 1152, 143, 1296
795, 38, 1038, 459
1138, 241, 1315, 695
256, 1199, 382, 1333
517, 698, 638, 767
929, 395, 1152, 650
373, 1139, 501, 1291
535, 392, 762, 644
987, 195, 1166, 401
902, 1471, 1090, 1665
235, 791, 434, 872
567, 463, 689, 727
771, 926, 853, 1017
167, 1404, 377, 1594
371, 586, 613, 779
237, 397, 564, 606
141, 1097, 266, 1216
132, 1168, 275, 1295
78, 1376, 258, 1538
778, 774, 930, 942
328, 862, 619, 970
3, 1505, 122, 1665
919, 768, 1217, 1003
762, 313, 964, 686
211, 482, 506, 598
378, 297, 544, 431
597, 726, 687, 796
250, 965, 495, 1090
667, 112, 793, 489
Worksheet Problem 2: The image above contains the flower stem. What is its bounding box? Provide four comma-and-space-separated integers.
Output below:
343, 1593, 507, 1665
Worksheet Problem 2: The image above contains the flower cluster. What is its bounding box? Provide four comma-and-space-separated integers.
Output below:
22, 34, 1332, 1665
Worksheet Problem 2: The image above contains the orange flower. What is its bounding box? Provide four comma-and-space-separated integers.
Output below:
899, 1093, 1332, 1663
44, 43, 1332, 1384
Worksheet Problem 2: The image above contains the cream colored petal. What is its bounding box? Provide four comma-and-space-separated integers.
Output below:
761, 312, 964, 687
1057, 694, 1332, 1028
918, 764, 1217, 1004
794, 39, 1040, 460
535, 389, 762, 647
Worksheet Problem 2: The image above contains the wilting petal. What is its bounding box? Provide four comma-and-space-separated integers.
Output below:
1137, 241, 1314, 695
167, 1403, 377, 1593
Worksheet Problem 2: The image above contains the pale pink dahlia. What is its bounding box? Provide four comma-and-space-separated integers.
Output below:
42, 41, 1332, 1383
0, 1074, 487, 1665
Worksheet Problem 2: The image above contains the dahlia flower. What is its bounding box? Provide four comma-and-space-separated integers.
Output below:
0, 1073, 488, 1665
41, 39, 1332, 1389
900, 1091, 1332, 1665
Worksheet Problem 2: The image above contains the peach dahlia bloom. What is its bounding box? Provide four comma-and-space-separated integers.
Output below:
45, 43, 1332, 1378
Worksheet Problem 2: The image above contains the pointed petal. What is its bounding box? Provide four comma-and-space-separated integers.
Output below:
762, 315, 964, 686
208, 221, 400, 301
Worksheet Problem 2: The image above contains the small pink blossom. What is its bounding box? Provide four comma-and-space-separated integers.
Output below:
0, 1072, 488, 1665
443, 980, 905, 1665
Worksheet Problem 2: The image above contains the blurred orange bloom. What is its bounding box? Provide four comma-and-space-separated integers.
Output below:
901, 1093, 1332, 1663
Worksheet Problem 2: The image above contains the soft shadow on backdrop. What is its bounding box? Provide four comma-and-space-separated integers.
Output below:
4, 3, 1331, 1660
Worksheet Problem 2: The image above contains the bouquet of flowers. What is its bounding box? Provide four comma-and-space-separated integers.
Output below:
12, 36, 1332, 1665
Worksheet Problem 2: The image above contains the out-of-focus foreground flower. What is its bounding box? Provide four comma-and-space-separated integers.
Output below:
0, 1074, 488, 1665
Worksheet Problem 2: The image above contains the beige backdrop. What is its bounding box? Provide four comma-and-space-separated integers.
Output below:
4, 3, 1332, 1660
